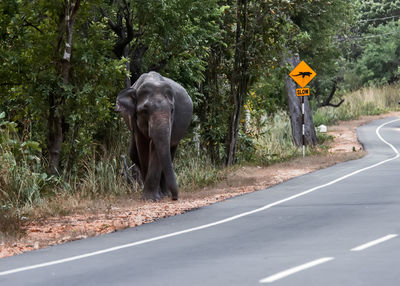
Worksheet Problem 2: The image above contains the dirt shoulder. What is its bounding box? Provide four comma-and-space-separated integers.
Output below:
1, 112, 399, 258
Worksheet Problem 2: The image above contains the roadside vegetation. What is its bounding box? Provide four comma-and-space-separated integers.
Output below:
1, 0, 400, 241
314, 84, 400, 126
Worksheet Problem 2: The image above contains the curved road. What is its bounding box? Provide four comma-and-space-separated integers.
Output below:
1, 117, 400, 285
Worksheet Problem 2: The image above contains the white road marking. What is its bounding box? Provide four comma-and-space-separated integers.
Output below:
259, 257, 334, 283
376, 120, 400, 155
0, 119, 399, 276
351, 234, 398, 252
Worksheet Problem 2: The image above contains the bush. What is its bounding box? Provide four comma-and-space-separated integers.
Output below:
242, 110, 300, 165
0, 112, 52, 209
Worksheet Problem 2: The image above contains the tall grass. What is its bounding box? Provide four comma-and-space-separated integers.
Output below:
175, 144, 223, 191
248, 110, 300, 164
74, 151, 135, 197
313, 84, 400, 126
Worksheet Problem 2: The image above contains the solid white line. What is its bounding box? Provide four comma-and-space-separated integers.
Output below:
351, 234, 398, 252
259, 257, 334, 283
376, 119, 400, 155
1, 119, 399, 277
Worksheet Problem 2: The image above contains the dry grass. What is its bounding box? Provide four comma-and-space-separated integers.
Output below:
314, 84, 400, 126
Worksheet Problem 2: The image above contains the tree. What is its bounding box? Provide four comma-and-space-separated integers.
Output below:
47, 0, 81, 175
292, 0, 354, 106
358, 0, 400, 30
284, 55, 317, 147
101, 0, 220, 86
348, 0, 400, 87
283, 0, 354, 146
0, 0, 127, 174
225, 0, 249, 166
201, 1, 314, 165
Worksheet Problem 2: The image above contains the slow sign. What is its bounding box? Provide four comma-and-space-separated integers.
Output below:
296, 88, 310, 96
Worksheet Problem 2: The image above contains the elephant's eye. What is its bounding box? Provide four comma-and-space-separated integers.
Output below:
165, 89, 173, 101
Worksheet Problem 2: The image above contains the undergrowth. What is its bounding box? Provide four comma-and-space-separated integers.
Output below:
175, 144, 223, 192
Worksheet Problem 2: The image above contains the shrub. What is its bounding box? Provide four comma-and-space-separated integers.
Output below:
0, 112, 51, 209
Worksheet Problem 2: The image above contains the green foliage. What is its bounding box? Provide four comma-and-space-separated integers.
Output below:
0, 112, 51, 209
198, 0, 310, 163
353, 21, 400, 86
0, 0, 127, 171
344, 0, 400, 89
357, 0, 400, 31
292, 0, 355, 106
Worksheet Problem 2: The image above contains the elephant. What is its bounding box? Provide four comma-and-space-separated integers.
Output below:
115, 71, 193, 201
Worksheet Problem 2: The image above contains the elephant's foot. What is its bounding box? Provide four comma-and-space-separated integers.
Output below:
142, 188, 162, 201
143, 190, 177, 201
160, 183, 178, 200
160, 186, 171, 199
143, 184, 166, 201
170, 186, 179, 200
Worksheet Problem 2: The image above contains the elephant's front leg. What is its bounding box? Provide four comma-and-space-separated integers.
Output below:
160, 145, 178, 198
143, 141, 163, 201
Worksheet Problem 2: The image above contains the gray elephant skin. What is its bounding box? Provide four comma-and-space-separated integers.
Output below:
116, 72, 193, 201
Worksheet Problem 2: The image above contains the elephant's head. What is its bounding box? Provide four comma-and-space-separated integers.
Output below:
135, 82, 175, 140
116, 81, 175, 139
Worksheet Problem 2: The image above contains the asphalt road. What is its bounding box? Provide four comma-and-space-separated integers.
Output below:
1, 117, 400, 286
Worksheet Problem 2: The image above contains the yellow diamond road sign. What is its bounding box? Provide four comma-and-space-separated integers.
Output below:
289, 61, 316, 88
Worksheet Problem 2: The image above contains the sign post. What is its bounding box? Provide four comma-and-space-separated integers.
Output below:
289, 61, 316, 157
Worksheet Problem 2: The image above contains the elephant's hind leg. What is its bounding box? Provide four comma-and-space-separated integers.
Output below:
129, 135, 143, 187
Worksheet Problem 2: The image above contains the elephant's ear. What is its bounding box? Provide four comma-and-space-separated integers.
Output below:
115, 88, 136, 115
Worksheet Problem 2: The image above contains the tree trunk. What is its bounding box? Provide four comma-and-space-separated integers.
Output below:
48, 0, 81, 175
124, 45, 131, 88
284, 54, 318, 147
203, 48, 222, 164
226, 0, 248, 166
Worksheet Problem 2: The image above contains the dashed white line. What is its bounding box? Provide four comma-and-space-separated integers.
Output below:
0, 119, 399, 277
259, 257, 334, 283
351, 234, 398, 252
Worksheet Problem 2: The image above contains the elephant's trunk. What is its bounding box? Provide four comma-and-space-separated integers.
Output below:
149, 112, 179, 200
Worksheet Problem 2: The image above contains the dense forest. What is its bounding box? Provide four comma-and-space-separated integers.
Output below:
1, 0, 400, 209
